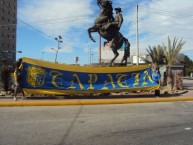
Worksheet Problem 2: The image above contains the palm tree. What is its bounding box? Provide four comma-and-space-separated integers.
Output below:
142, 44, 165, 68
163, 37, 185, 90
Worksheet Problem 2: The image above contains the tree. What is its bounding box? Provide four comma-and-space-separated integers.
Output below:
184, 55, 193, 76
0, 60, 11, 91
163, 37, 185, 90
143, 44, 165, 68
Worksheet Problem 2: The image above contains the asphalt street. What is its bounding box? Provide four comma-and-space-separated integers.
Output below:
0, 101, 193, 145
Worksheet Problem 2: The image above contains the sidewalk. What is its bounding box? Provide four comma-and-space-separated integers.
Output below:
0, 88, 192, 107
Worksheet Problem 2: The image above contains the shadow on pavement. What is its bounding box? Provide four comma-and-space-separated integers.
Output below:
22, 91, 187, 100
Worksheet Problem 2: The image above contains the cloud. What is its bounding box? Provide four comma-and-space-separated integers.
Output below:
18, 0, 93, 36
18, 0, 96, 57
18, 0, 193, 61
124, 0, 193, 56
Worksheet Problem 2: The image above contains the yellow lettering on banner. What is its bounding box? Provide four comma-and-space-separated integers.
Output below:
116, 74, 128, 88
132, 73, 140, 87
68, 74, 84, 90
88, 74, 98, 90
50, 71, 63, 88
142, 70, 154, 86
102, 74, 116, 90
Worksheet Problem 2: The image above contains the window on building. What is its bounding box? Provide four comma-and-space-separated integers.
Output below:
7, 53, 14, 59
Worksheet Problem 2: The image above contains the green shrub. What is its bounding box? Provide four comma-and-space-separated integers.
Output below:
0, 65, 10, 91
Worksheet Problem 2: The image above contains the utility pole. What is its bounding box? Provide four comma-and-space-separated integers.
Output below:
91, 53, 94, 64
87, 43, 90, 65
99, 35, 101, 64
89, 45, 91, 64
136, 4, 139, 66
42, 51, 45, 60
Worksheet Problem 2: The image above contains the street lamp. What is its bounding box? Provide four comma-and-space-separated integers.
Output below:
91, 53, 94, 64
1, 50, 22, 53
17, 51, 22, 53
52, 35, 63, 63
42, 51, 45, 60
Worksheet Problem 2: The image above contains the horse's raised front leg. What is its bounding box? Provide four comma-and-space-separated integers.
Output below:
88, 26, 99, 43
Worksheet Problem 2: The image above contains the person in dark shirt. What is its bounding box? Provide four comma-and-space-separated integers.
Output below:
152, 67, 161, 97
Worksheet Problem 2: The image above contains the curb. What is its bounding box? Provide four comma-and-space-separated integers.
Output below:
0, 97, 193, 107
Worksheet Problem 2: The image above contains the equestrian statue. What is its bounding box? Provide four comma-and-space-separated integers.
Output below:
88, 0, 130, 66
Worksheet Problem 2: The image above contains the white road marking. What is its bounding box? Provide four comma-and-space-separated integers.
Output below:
184, 127, 192, 131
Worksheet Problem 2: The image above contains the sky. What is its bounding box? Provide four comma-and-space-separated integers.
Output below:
16, 0, 193, 65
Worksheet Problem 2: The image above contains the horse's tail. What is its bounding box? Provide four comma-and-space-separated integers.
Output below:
123, 37, 130, 58
120, 37, 130, 65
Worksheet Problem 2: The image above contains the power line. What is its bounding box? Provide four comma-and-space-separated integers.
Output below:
17, 18, 54, 40
29, 14, 91, 24
139, 6, 193, 21
140, 6, 193, 18
15, 16, 87, 51
34, 17, 90, 26
10, 2, 193, 53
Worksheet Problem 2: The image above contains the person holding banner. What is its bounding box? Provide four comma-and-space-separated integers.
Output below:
13, 58, 25, 101
152, 67, 161, 97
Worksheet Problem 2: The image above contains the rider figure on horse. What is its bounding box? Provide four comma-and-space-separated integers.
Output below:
104, 7, 123, 31
114, 7, 123, 30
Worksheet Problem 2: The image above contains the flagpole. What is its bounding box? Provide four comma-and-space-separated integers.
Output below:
136, 4, 139, 66
99, 35, 101, 64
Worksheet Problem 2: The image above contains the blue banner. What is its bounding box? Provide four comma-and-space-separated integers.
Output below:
21, 58, 159, 95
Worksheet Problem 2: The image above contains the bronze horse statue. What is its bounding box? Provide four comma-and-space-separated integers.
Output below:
88, 0, 130, 66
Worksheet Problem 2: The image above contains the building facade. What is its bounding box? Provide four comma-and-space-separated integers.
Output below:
0, 0, 17, 70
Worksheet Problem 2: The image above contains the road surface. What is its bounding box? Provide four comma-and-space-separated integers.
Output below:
0, 101, 193, 145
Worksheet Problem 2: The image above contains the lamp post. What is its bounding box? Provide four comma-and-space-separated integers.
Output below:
42, 51, 45, 60
1, 50, 22, 53
91, 53, 94, 64
52, 35, 63, 63
51, 47, 62, 63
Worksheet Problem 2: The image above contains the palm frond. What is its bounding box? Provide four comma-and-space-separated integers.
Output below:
164, 36, 185, 68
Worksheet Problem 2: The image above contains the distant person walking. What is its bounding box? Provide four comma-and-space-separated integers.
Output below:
152, 67, 161, 97
13, 58, 25, 100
